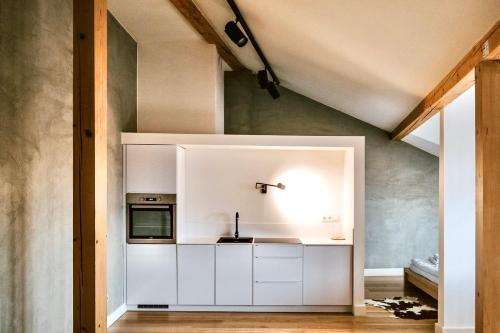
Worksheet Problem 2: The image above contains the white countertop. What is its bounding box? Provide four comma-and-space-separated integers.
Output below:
177, 237, 353, 246
300, 238, 353, 245
177, 237, 220, 245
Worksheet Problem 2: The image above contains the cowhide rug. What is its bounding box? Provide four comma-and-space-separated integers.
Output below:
365, 297, 437, 320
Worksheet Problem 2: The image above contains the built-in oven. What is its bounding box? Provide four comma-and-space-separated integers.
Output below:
126, 193, 176, 244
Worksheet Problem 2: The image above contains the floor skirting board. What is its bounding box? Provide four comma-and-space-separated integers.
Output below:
108, 304, 127, 328
364, 268, 404, 277
126, 304, 352, 313
435, 323, 474, 333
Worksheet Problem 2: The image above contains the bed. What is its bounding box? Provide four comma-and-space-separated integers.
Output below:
404, 256, 439, 300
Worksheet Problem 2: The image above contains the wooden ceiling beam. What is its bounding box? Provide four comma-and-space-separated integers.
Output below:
169, 0, 247, 71
391, 20, 500, 140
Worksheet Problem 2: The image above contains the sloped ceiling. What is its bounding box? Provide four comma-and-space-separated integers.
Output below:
402, 113, 440, 156
108, 0, 202, 43
110, 0, 500, 132
194, 0, 499, 131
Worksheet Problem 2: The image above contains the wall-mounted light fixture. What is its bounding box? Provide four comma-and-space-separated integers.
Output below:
255, 182, 286, 194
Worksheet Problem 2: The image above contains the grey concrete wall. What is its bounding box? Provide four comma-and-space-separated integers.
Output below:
0, 3, 137, 331
107, 12, 137, 315
225, 72, 438, 268
0, 1, 73, 332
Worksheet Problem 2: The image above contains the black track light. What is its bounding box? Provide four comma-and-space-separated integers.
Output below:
267, 82, 280, 99
224, 21, 248, 47
258, 69, 280, 99
257, 70, 268, 89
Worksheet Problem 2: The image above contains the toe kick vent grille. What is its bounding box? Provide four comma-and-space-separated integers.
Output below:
137, 304, 169, 309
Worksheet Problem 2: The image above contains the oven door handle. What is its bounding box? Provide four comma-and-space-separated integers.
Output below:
130, 205, 171, 209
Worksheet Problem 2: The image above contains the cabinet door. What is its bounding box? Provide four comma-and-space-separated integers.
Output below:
303, 245, 352, 305
126, 244, 177, 305
254, 282, 302, 305
215, 244, 253, 305
126, 144, 176, 193
177, 245, 215, 305
254, 257, 303, 282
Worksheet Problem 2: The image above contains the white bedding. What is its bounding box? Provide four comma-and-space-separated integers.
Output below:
409, 257, 439, 284
409, 264, 438, 284
428, 254, 439, 265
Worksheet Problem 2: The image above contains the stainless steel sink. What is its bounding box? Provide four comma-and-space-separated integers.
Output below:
217, 237, 254, 244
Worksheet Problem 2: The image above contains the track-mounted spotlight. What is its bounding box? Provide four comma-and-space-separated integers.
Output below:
224, 21, 248, 47
266, 82, 280, 99
225, 0, 281, 99
257, 70, 269, 89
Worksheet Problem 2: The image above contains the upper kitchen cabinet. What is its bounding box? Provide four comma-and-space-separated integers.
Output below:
126, 144, 177, 194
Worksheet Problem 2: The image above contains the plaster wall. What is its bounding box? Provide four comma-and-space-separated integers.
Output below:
0, 4, 137, 331
183, 148, 351, 240
0, 1, 73, 331
137, 40, 224, 134
107, 12, 138, 316
438, 87, 475, 332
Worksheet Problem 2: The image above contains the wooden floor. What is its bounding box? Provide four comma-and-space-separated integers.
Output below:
109, 276, 437, 333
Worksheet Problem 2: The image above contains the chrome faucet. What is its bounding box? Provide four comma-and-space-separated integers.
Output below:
234, 212, 239, 239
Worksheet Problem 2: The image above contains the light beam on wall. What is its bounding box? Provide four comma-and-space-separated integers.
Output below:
273, 168, 334, 224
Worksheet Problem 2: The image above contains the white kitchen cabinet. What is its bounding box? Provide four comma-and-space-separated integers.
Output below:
254, 282, 303, 305
303, 245, 352, 305
253, 244, 303, 306
215, 244, 253, 305
253, 257, 303, 282
254, 244, 303, 258
126, 144, 177, 194
126, 244, 177, 305
177, 245, 215, 305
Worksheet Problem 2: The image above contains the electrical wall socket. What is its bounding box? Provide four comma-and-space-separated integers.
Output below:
321, 216, 339, 223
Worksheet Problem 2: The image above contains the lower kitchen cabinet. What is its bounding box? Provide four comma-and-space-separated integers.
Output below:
253, 257, 303, 282
215, 244, 253, 305
253, 244, 303, 305
254, 281, 302, 305
177, 245, 215, 305
126, 244, 177, 305
303, 245, 352, 305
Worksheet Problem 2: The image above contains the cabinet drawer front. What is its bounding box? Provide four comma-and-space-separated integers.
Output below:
254, 244, 303, 258
253, 282, 302, 305
254, 257, 303, 282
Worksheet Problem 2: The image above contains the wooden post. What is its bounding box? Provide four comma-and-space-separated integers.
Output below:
475, 60, 500, 333
73, 0, 107, 332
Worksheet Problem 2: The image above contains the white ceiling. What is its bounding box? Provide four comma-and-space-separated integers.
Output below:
402, 113, 440, 156
109, 0, 500, 132
411, 113, 440, 146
